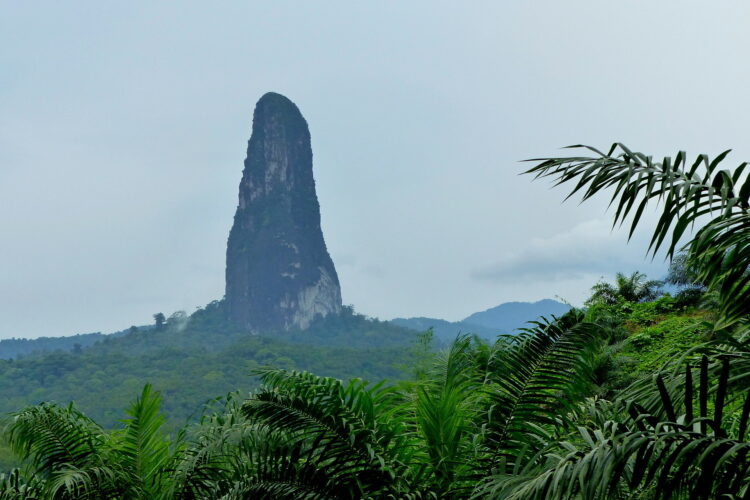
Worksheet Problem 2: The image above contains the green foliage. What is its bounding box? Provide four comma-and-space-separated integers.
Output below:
586, 271, 663, 306
0, 469, 40, 499
413, 336, 482, 495
230, 310, 602, 497
0, 308, 417, 430
242, 369, 417, 498
7, 403, 116, 498
526, 143, 750, 332
586, 295, 682, 330
4, 385, 186, 498
0, 310, 603, 498
0, 333, 109, 361
624, 295, 679, 326
407, 328, 436, 381
626, 315, 708, 372
2, 298, 746, 498
0, 444, 19, 477
516, 142, 750, 497
482, 311, 601, 472
111, 385, 174, 498
496, 356, 750, 499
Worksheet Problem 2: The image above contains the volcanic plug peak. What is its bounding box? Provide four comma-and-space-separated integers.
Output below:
225, 92, 342, 332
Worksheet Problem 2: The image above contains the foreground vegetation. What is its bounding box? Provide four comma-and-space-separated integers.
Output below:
3, 143, 750, 498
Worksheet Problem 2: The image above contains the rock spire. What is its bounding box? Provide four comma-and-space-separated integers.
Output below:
225, 92, 342, 331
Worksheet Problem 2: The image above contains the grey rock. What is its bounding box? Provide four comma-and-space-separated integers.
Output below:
225, 92, 342, 332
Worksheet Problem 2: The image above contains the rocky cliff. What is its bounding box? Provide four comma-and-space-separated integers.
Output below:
225, 92, 342, 332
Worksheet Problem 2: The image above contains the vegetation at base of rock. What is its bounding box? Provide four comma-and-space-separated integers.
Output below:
0, 305, 417, 432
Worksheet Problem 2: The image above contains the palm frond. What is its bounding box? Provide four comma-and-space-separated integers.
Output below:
44, 466, 120, 500
494, 356, 750, 499
5, 403, 105, 475
413, 335, 484, 494
167, 393, 257, 499
220, 439, 346, 500
111, 384, 174, 498
4, 403, 121, 498
526, 144, 750, 328
0, 469, 42, 500
241, 369, 417, 497
482, 310, 601, 469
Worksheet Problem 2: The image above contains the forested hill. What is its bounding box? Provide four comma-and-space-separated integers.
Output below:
0, 298, 574, 426
0, 327, 140, 360
0, 332, 107, 359
0, 303, 418, 428
1, 299, 570, 359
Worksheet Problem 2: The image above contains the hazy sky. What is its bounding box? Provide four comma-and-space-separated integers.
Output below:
2, 2, 750, 339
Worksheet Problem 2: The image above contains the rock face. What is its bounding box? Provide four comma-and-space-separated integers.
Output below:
225, 92, 342, 332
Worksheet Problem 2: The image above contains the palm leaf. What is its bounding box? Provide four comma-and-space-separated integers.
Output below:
111, 384, 174, 498
241, 369, 417, 497
412, 335, 484, 494
4, 403, 119, 498
526, 144, 750, 329
497, 356, 750, 499
0, 469, 42, 500
6, 403, 104, 474
482, 310, 601, 470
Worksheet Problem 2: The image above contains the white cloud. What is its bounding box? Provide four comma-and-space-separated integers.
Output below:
472, 219, 667, 283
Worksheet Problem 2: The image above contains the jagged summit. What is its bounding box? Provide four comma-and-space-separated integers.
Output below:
225, 92, 342, 332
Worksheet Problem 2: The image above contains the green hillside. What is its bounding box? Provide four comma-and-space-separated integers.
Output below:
0, 304, 418, 430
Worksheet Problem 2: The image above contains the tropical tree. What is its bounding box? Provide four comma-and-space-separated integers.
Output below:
231, 310, 602, 498
512, 143, 750, 498
153, 313, 166, 331
526, 144, 750, 332
3, 385, 179, 499
586, 271, 663, 305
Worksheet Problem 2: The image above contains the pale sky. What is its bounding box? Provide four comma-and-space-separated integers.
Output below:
2, 1, 750, 339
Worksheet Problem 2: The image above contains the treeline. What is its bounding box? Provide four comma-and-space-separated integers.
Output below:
0, 332, 108, 360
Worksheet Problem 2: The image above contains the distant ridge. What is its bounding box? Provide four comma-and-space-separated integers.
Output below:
388, 317, 498, 342
463, 299, 571, 331
0, 327, 138, 360
391, 299, 571, 342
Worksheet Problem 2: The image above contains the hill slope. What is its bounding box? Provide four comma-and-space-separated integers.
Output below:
0, 304, 417, 428
464, 299, 571, 330
392, 299, 571, 342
